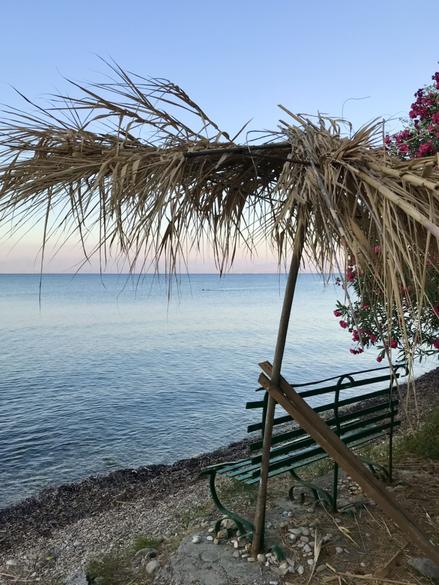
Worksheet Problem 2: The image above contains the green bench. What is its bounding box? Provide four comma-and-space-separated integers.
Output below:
201, 363, 406, 539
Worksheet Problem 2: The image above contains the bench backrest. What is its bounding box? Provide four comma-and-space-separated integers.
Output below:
245, 364, 407, 468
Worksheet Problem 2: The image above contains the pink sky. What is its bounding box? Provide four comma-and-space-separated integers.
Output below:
0, 229, 295, 274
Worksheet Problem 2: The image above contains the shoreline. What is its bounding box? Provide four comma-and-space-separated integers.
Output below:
1, 365, 439, 554
0, 436, 251, 553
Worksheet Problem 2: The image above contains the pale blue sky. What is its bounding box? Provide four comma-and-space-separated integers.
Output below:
1, 0, 438, 272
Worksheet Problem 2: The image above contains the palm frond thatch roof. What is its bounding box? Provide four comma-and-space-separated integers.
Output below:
1, 63, 439, 354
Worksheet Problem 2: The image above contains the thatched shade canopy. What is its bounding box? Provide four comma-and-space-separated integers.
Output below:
1, 64, 439, 358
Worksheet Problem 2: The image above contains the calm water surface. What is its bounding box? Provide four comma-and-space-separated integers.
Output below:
0, 273, 434, 508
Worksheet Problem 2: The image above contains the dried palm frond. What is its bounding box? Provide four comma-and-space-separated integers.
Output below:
1, 63, 439, 360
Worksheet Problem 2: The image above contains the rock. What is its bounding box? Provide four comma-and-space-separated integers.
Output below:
216, 529, 228, 540
307, 559, 314, 566
213, 538, 219, 545
316, 564, 327, 574
289, 528, 302, 535
247, 556, 255, 562
302, 528, 311, 536
336, 546, 344, 554
232, 551, 240, 558
132, 546, 158, 569
191, 535, 201, 544
279, 521, 288, 529
206, 535, 214, 541
221, 518, 235, 530
279, 561, 289, 576
300, 535, 310, 543
208, 527, 215, 533
257, 553, 266, 563
408, 557, 439, 580
297, 564, 305, 575
134, 547, 157, 560
6, 560, 17, 568
288, 533, 297, 542
303, 544, 312, 553
145, 559, 160, 575
64, 570, 88, 585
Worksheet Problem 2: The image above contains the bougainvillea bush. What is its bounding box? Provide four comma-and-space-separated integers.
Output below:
334, 249, 439, 362
385, 72, 439, 159
335, 71, 439, 362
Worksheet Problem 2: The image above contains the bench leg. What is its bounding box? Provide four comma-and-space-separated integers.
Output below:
207, 471, 255, 539
288, 469, 335, 510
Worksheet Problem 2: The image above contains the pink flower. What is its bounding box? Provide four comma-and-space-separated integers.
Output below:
333, 309, 342, 317
416, 141, 436, 158
389, 339, 398, 349
346, 268, 356, 282
373, 244, 381, 255
433, 340, 439, 350
339, 320, 348, 329
376, 355, 383, 363
370, 334, 378, 344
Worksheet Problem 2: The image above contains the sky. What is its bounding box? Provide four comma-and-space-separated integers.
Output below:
0, 0, 438, 273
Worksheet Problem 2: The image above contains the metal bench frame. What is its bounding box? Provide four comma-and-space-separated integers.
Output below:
201, 364, 406, 542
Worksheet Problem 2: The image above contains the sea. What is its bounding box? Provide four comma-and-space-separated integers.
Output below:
0, 273, 435, 508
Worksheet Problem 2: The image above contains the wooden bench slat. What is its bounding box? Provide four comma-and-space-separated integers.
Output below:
250, 399, 398, 451
247, 386, 397, 432
243, 432, 390, 485
246, 400, 266, 409
249, 421, 397, 479
220, 419, 398, 482
250, 410, 396, 464
298, 373, 398, 398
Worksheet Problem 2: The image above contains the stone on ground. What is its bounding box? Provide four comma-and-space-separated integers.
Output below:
408, 557, 439, 580
156, 537, 272, 585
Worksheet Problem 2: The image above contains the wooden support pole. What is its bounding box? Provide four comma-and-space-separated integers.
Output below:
258, 364, 439, 565
251, 209, 308, 557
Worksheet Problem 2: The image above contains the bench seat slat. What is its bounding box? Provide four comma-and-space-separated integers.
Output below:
250, 409, 397, 464
243, 432, 389, 485
250, 421, 399, 479
218, 419, 399, 481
